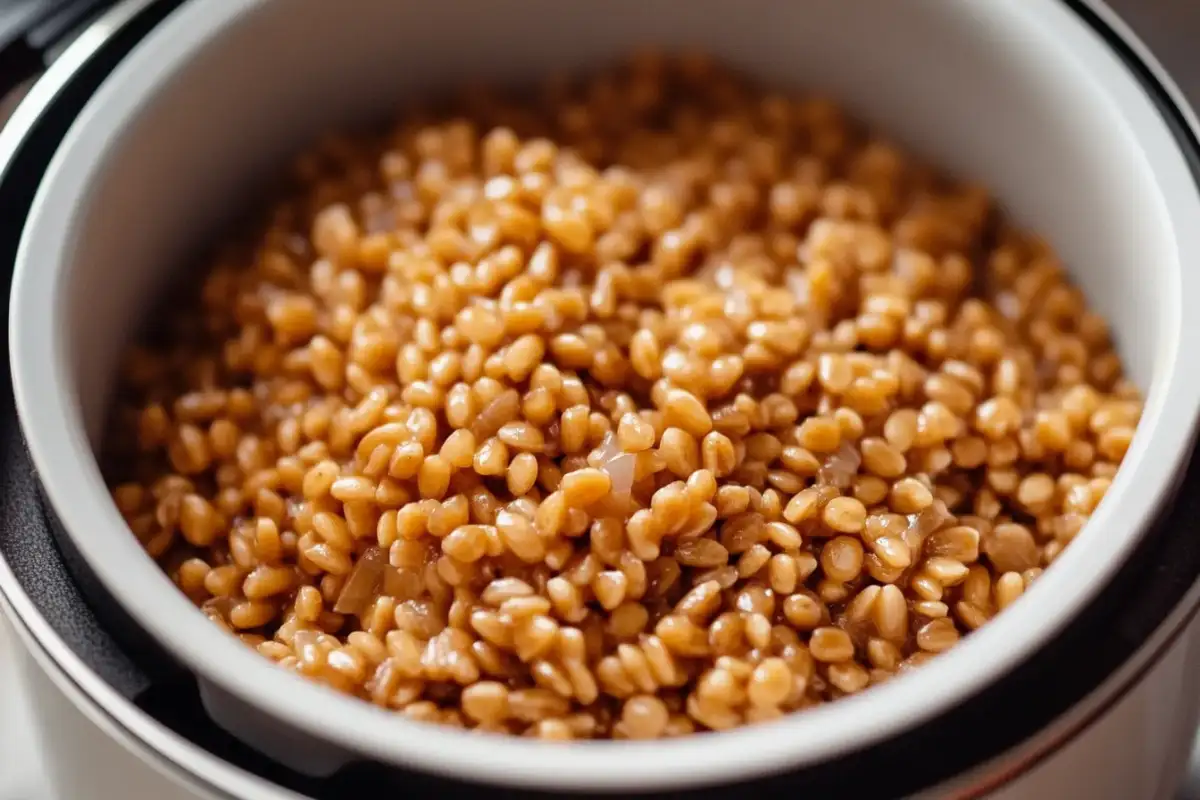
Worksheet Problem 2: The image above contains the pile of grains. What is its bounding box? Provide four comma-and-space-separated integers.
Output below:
103, 53, 1142, 740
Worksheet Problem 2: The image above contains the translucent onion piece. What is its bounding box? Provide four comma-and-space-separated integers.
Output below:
470, 388, 521, 441
904, 500, 954, 555
586, 438, 638, 519
818, 442, 862, 489
602, 452, 637, 498
333, 545, 386, 615
588, 431, 622, 469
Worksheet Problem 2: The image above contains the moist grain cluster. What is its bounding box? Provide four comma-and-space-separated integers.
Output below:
103, 53, 1143, 740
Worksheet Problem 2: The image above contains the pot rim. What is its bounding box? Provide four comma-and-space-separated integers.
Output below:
11, 0, 1200, 790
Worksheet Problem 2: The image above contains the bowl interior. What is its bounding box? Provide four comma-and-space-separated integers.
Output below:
13, 0, 1200, 790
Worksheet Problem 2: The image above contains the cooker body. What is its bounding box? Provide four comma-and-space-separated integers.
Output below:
1009, 616, 1200, 800
949, 609, 1200, 800
12, 602, 1200, 800
13, 635, 226, 800
6, 0, 1200, 795
17, 0, 1200, 788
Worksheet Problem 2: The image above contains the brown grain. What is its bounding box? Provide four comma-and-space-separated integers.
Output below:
105, 52, 1141, 741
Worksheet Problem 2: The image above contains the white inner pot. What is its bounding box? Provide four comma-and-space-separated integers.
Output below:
10, 0, 1200, 791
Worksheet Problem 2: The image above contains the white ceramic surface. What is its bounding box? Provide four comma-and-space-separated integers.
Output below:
0, 614, 225, 800
9, 606, 1200, 800
10, 0, 1200, 792
0, 615, 46, 800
